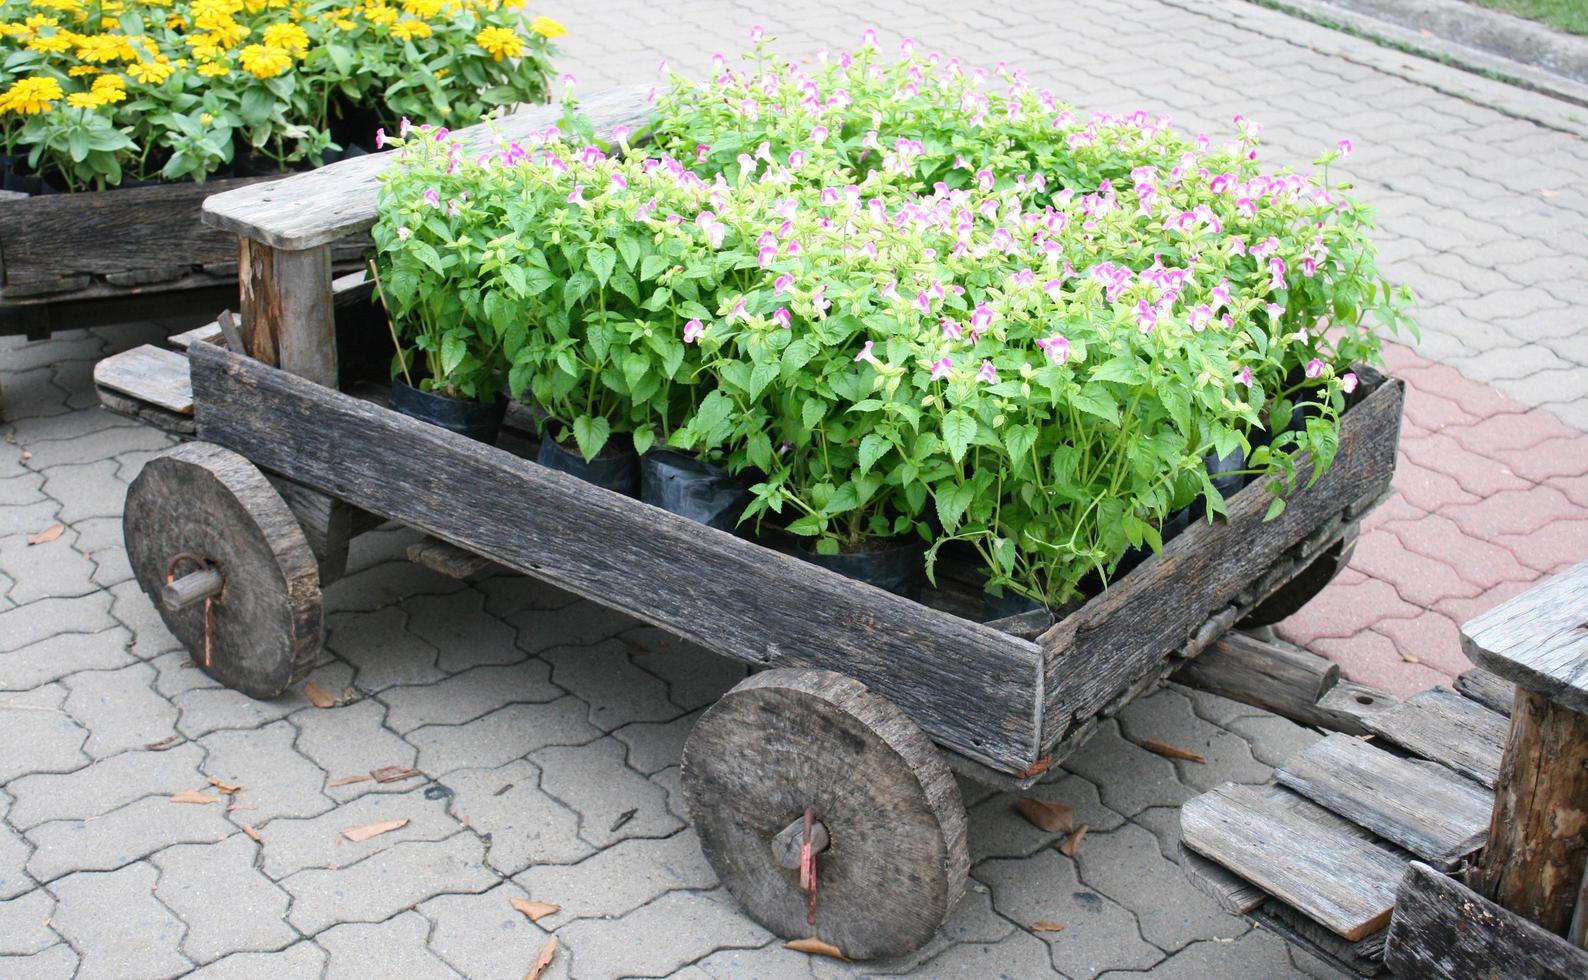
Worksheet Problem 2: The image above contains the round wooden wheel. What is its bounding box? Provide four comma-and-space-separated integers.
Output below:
1239, 528, 1359, 628
123, 441, 322, 698
681, 668, 968, 960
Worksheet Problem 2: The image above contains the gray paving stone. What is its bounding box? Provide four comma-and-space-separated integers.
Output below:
255, 784, 459, 880
150, 650, 218, 700
0, 793, 31, 900
1224, 713, 1324, 769
1097, 929, 1307, 980
319, 910, 461, 979
695, 943, 817, 979
381, 661, 561, 734
106, 578, 181, 661
0, 531, 99, 606
979, 849, 1163, 979
172, 684, 300, 741
612, 709, 702, 775
531, 737, 684, 848
815, 880, 1017, 978
623, 626, 750, 711
0, 593, 115, 654
1115, 688, 1273, 793
1062, 720, 1195, 818
514, 830, 715, 924
0, 888, 57, 956
290, 698, 415, 800
200, 720, 334, 825
1075, 822, 1243, 952
404, 590, 527, 672
183, 942, 327, 980
150, 835, 296, 964
324, 606, 444, 692
505, 597, 636, 653
48, 862, 191, 980
419, 882, 557, 980
409, 697, 602, 776
558, 888, 769, 979
0, 684, 87, 783
476, 573, 579, 620
0, 627, 133, 693
1128, 807, 1185, 862
62, 660, 178, 760
25, 793, 233, 882
541, 640, 682, 731
282, 832, 496, 936
321, 558, 467, 615
36, 462, 127, 525
0, 941, 78, 980
7, 742, 206, 829
0, 498, 61, 543
887, 930, 1056, 979
441, 760, 593, 875
967, 775, 1125, 863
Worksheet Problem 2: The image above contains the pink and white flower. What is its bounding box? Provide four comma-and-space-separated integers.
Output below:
682, 319, 706, 343
977, 359, 998, 384
930, 357, 953, 380
854, 340, 881, 365
1036, 335, 1070, 365
1305, 358, 1326, 379
1341, 371, 1359, 394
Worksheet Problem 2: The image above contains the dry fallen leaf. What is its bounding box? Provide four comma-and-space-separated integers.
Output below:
228, 802, 258, 812
1061, 824, 1090, 858
144, 734, 181, 751
1402, 655, 1422, 664
242, 824, 262, 843
303, 682, 337, 709
1031, 921, 1065, 933
370, 766, 421, 784
342, 818, 408, 843
27, 524, 65, 546
207, 777, 241, 795
1142, 739, 1206, 764
1015, 798, 1075, 835
510, 898, 560, 922
784, 937, 849, 961
328, 774, 371, 787
524, 935, 558, 980
171, 790, 220, 805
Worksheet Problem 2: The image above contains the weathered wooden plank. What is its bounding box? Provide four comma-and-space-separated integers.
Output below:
1175, 631, 1339, 723
96, 386, 195, 436
1180, 782, 1408, 941
190, 343, 1044, 772
1313, 681, 1398, 737
407, 537, 497, 580
202, 86, 654, 251
1363, 686, 1507, 787
1454, 666, 1514, 716
1462, 556, 1588, 716
1253, 900, 1386, 976
93, 345, 193, 414
168, 322, 225, 350
1384, 862, 1588, 979
1179, 844, 1266, 915
1039, 371, 1403, 750
239, 240, 336, 386
1276, 733, 1489, 870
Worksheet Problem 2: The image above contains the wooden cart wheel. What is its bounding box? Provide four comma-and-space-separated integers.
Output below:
681, 668, 968, 960
1239, 528, 1359, 628
123, 441, 321, 698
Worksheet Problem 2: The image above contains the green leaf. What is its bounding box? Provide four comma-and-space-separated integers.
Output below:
572, 415, 611, 463
942, 410, 976, 463
933, 482, 976, 531
801, 397, 826, 432
780, 338, 815, 380
616, 234, 642, 272
858, 433, 890, 475
640, 254, 670, 282
586, 243, 616, 289
1071, 384, 1120, 425
631, 427, 656, 456
1264, 496, 1287, 522
440, 334, 466, 377
1091, 356, 1144, 385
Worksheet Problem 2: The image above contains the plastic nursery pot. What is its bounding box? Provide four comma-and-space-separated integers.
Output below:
639, 449, 752, 531
2, 157, 50, 196
981, 588, 1044, 621
797, 537, 927, 601
388, 379, 508, 444
537, 433, 641, 496
1204, 447, 1247, 499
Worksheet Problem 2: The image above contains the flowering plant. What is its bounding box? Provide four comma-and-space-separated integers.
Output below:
0, 0, 562, 190
373, 30, 1416, 607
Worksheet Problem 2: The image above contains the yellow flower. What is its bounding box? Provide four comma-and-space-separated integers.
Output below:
0, 22, 30, 39
68, 63, 100, 76
361, 4, 395, 25
128, 57, 175, 84
165, 13, 187, 28
75, 32, 138, 62
91, 73, 127, 101
29, 0, 85, 18
195, 59, 229, 76
261, 21, 308, 53
529, 15, 565, 39
25, 14, 59, 27
188, 40, 223, 60
27, 30, 77, 53
238, 42, 290, 77
66, 90, 106, 108
389, 16, 429, 39
189, 0, 244, 21
474, 25, 520, 60
201, 20, 251, 47
102, 0, 124, 12
0, 75, 64, 115
334, 16, 354, 29
400, 0, 439, 17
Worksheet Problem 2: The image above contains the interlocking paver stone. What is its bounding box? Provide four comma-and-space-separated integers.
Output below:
612, 709, 702, 775
318, 910, 461, 980
282, 832, 496, 935
0, 685, 87, 784
404, 590, 526, 673
1096, 929, 1308, 980
61, 661, 178, 759
967, 775, 1124, 863
0, 628, 133, 693
530, 737, 684, 848
255, 784, 459, 879
514, 830, 715, 924
381, 661, 561, 734
1075, 823, 1244, 952
557, 888, 769, 979
419, 882, 555, 980
324, 606, 445, 692
25, 793, 234, 883
441, 761, 593, 875
290, 698, 415, 800
199, 719, 334, 825
7, 742, 206, 829
149, 835, 295, 964
48, 863, 191, 980
0, 532, 98, 606
0, 793, 31, 900
1062, 720, 1195, 818
0, 594, 115, 655
0, 888, 57, 956
408, 697, 601, 776
0, 941, 78, 980
1115, 688, 1273, 793
183, 942, 327, 980
540, 640, 681, 730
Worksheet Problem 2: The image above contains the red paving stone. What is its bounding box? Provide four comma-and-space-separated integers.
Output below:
1277, 342, 1588, 699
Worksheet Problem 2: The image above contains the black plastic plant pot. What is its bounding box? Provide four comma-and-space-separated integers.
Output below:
1204, 447, 1247, 498
537, 434, 640, 496
639, 449, 751, 531
388, 379, 507, 444
797, 538, 927, 601
981, 588, 1044, 621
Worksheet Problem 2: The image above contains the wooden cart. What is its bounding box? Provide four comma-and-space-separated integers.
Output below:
95, 88, 1405, 959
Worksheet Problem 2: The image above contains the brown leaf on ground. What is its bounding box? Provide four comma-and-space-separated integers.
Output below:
784, 937, 849, 960
207, 778, 241, 795
1142, 739, 1206, 763
27, 524, 65, 546
369, 766, 421, 784
303, 682, 337, 709
1015, 798, 1075, 834
1060, 824, 1090, 858
510, 898, 560, 922
228, 802, 258, 812
341, 686, 361, 705
171, 790, 220, 805
328, 774, 371, 787
524, 935, 558, 980
144, 735, 182, 751
1031, 921, 1065, 933
342, 818, 408, 842
242, 824, 262, 843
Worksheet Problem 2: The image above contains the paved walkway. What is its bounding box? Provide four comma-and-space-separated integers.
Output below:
3, 1, 1588, 977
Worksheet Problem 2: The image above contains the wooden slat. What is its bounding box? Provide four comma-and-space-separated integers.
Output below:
93, 345, 193, 414
1180, 782, 1408, 941
201, 86, 653, 251
1039, 371, 1403, 749
1454, 666, 1514, 716
1363, 686, 1507, 788
1179, 844, 1266, 915
1175, 631, 1339, 723
1461, 557, 1588, 715
407, 537, 497, 580
1313, 681, 1398, 736
1253, 900, 1386, 977
189, 343, 1044, 773
168, 322, 225, 350
1276, 733, 1489, 870
1384, 862, 1588, 979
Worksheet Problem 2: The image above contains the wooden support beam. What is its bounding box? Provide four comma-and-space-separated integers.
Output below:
1174, 631, 1339, 724
238, 239, 335, 387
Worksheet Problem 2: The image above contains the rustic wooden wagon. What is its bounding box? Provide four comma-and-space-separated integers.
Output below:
94, 88, 1406, 959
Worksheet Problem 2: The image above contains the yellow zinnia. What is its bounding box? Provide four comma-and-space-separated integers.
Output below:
238, 42, 290, 77
196, 60, 229, 76
361, 4, 395, 25
66, 90, 106, 108
400, 0, 439, 18
0, 75, 64, 115
27, 30, 77, 53
75, 32, 138, 62
261, 21, 308, 53
68, 63, 100, 76
128, 57, 175, 84
529, 15, 565, 39
474, 25, 520, 60
389, 17, 429, 39
91, 73, 127, 101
